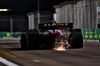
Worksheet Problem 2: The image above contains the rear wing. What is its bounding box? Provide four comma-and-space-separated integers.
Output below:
39, 23, 73, 31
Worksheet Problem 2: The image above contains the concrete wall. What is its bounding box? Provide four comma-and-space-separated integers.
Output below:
55, 7, 62, 23
65, 4, 73, 23
96, 1, 100, 28
54, 0, 100, 29
27, 11, 53, 30
27, 13, 35, 30
55, 4, 73, 23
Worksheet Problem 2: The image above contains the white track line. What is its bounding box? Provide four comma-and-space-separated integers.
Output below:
33, 60, 41, 62
0, 57, 19, 66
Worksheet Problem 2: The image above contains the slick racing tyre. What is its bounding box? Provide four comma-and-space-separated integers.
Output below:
20, 33, 28, 49
43, 34, 55, 49
27, 31, 40, 49
68, 29, 83, 48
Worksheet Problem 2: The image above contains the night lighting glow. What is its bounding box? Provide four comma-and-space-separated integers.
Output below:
0, 9, 10, 11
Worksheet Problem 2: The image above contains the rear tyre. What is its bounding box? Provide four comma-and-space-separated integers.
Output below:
43, 34, 55, 49
68, 29, 83, 48
20, 34, 28, 49
27, 31, 40, 49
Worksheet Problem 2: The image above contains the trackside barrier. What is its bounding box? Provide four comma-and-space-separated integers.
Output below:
0, 30, 100, 42
0, 32, 21, 43
0, 30, 100, 39
0, 32, 21, 38
83, 29, 100, 40
83, 29, 100, 42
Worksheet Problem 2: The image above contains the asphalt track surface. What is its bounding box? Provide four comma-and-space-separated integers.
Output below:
0, 42, 100, 66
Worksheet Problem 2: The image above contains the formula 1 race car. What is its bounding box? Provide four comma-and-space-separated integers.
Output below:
20, 23, 83, 50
